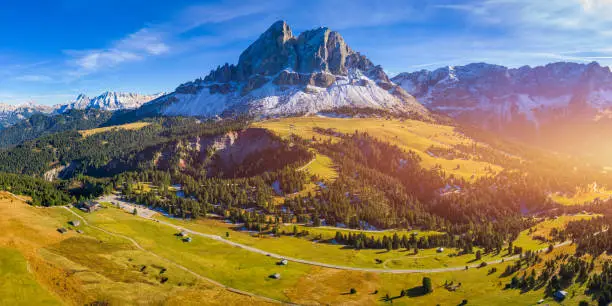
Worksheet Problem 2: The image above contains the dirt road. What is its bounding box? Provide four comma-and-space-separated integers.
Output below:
62, 206, 285, 305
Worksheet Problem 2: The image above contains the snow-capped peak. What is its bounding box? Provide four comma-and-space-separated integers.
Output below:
56, 91, 164, 113
149, 20, 428, 118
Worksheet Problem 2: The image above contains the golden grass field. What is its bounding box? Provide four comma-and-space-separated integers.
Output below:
0, 192, 601, 305
549, 190, 612, 206
254, 117, 502, 180
0, 192, 271, 305
513, 214, 597, 250
78, 122, 151, 137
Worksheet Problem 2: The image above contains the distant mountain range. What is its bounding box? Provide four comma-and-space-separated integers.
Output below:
144, 20, 427, 118
55, 92, 165, 113
392, 62, 612, 135
5, 21, 612, 155
0, 92, 163, 128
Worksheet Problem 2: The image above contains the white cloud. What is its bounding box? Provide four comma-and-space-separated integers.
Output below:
117, 29, 170, 55
580, 0, 612, 11
66, 28, 169, 75
14, 74, 53, 82
63, 0, 277, 77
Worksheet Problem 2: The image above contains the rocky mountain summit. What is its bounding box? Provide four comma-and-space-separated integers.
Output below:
392, 62, 612, 132
152, 21, 427, 117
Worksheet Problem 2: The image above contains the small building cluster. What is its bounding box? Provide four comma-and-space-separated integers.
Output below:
177, 230, 192, 242
270, 273, 281, 279
553, 290, 567, 301
76, 201, 101, 213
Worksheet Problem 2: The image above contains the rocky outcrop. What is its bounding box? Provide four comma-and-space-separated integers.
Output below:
308, 72, 336, 88
273, 70, 307, 86
43, 162, 78, 181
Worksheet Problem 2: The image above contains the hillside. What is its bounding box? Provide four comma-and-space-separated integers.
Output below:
3, 3, 612, 305
0, 187, 609, 305
0, 109, 114, 148
0, 111, 610, 304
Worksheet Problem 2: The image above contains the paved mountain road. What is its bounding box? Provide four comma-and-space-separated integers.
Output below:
94, 194, 575, 274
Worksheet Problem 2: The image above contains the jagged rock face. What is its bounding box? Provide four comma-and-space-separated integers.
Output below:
295, 28, 352, 75
206, 21, 358, 83
392, 62, 612, 133
238, 21, 296, 78
158, 21, 428, 118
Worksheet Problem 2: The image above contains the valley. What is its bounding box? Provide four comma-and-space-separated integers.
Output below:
0, 11, 611, 306
0, 192, 606, 305
0, 112, 610, 305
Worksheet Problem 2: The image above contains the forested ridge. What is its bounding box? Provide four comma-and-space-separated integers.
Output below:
0, 117, 249, 176
0, 109, 113, 148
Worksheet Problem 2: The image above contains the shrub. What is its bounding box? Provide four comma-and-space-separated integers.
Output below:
422, 277, 433, 294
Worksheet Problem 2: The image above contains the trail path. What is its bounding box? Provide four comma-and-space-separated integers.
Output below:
62, 206, 287, 305
296, 157, 316, 171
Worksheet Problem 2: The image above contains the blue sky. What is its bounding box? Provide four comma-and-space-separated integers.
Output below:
1, 0, 611, 105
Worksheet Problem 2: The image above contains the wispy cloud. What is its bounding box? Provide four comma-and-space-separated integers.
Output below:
379, 0, 612, 70
64, 0, 279, 77
14, 74, 53, 82
65, 28, 169, 76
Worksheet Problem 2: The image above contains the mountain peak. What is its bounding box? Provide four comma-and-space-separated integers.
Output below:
75, 93, 89, 101
206, 21, 365, 82
160, 22, 428, 118
266, 20, 292, 37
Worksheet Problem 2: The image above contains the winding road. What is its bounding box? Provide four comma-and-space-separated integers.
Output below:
95, 194, 574, 274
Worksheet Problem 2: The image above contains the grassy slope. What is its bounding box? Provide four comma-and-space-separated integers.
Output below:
76, 205, 596, 305
0, 192, 272, 305
514, 214, 597, 250
158, 214, 551, 270
0, 248, 61, 305
550, 190, 612, 206
272, 152, 338, 205
302, 153, 337, 180
0, 193, 596, 305
254, 117, 501, 180
78, 122, 151, 137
